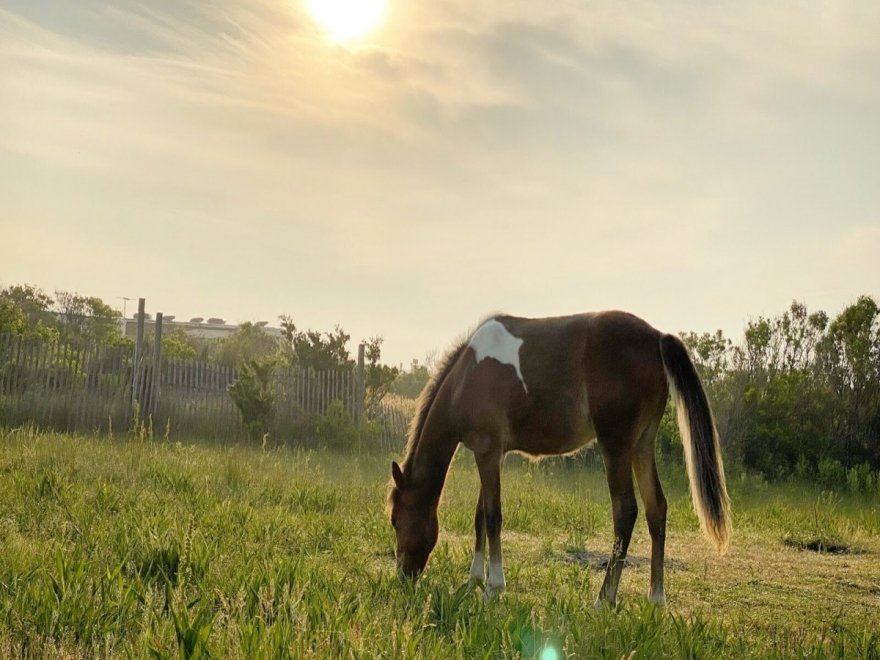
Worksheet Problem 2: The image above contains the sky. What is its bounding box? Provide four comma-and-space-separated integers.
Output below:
1, 0, 878, 367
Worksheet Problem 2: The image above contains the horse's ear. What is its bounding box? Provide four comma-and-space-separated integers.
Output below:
391, 461, 405, 488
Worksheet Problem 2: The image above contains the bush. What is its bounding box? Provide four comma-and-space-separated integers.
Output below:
846, 462, 875, 494
315, 400, 359, 450
274, 407, 319, 446
227, 358, 276, 442
794, 455, 812, 481
817, 458, 846, 490
655, 402, 682, 464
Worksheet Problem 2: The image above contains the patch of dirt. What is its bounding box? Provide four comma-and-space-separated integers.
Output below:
564, 549, 687, 572
782, 537, 855, 555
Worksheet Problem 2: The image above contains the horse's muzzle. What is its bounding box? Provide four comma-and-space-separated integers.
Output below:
396, 553, 424, 580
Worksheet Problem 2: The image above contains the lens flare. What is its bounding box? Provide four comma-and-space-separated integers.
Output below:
541, 646, 559, 660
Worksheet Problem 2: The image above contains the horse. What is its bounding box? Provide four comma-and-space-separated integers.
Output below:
388, 311, 731, 606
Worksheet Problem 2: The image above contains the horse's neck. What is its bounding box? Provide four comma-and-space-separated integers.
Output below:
407, 427, 457, 503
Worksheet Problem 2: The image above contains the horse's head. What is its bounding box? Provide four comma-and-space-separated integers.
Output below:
388, 461, 439, 579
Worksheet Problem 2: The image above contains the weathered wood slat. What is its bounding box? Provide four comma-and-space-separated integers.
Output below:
0, 335, 7, 396
76, 344, 90, 429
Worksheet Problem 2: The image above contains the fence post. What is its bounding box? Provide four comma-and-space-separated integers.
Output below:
149, 312, 163, 416
130, 298, 145, 418
355, 343, 366, 427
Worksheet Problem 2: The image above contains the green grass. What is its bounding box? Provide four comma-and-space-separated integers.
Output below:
0, 427, 878, 658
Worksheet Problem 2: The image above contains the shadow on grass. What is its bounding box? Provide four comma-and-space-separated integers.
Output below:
564, 549, 688, 571
782, 536, 861, 555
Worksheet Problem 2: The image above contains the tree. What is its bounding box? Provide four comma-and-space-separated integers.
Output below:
278, 315, 352, 370
210, 322, 279, 368
0, 284, 58, 340
0, 299, 26, 335
362, 336, 399, 413
53, 290, 125, 347
680, 329, 732, 389
817, 296, 880, 463
775, 301, 828, 372
161, 328, 199, 361
390, 364, 431, 398
0, 285, 54, 327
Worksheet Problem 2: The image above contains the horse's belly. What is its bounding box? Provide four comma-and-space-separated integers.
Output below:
509, 431, 594, 457
509, 400, 595, 457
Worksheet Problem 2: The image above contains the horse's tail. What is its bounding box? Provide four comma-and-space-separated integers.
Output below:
659, 334, 731, 553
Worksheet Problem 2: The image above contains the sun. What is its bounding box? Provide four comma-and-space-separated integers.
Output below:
306, 0, 387, 43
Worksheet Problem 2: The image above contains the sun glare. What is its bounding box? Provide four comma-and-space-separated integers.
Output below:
306, 0, 386, 43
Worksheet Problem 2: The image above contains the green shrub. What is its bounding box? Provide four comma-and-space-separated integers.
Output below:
274, 406, 318, 446
316, 400, 359, 450
817, 457, 846, 490
794, 454, 812, 481
655, 402, 682, 463
846, 462, 875, 494
228, 358, 276, 442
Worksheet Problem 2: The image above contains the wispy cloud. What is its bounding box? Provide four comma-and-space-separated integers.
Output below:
1, 0, 878, 361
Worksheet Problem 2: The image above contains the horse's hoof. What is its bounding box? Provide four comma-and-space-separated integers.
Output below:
648, 592, 666, 607
483, 583, 505, 601
468, 575, 485, 589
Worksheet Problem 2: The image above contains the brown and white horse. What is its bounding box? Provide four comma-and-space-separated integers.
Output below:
388, 311, 730, 605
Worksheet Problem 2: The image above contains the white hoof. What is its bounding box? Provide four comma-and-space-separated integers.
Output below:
594, 596, 616, 609
484, 582, 505, 601
468, 574, 485, 589
469, 552, 485, 588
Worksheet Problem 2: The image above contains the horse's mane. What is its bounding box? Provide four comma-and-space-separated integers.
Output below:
401, 340, 468, 472
386, 339, 469, 511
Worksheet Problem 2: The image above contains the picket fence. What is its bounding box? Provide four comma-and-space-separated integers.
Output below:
0, 333, 411, 449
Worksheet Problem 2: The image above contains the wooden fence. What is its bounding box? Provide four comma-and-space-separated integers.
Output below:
0, 333, 413, 449
0, 334, 132, 433
373, 395, 416, 452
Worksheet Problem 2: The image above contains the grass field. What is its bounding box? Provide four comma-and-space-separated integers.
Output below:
0, 426, 878, 658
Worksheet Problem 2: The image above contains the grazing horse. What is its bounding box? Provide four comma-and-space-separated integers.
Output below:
388, 311, 731, 605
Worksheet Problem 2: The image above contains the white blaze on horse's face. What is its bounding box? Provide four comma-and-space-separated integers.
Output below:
467, 319, 528, 393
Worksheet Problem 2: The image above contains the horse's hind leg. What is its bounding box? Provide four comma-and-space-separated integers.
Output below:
469, 485, 487, 587
595, 449, 638, 607
633, 437, 667, 605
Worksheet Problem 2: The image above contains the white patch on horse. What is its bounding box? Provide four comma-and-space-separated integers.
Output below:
469, 551, 485, 584
486, 557, 506, 598
649, 587, 666, 606
468, 320, 528, 393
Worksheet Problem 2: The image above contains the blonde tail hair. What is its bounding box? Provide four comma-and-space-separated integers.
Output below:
660, 334, 731, 553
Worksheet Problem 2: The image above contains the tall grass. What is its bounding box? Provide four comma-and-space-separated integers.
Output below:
0, 426, 877, 658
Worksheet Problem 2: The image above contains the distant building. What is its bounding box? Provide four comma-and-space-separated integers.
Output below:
119, 317, 283, 341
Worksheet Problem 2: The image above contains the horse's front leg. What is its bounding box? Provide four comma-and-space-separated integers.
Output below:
469, 485, 487, 587
475, 450, 505, 599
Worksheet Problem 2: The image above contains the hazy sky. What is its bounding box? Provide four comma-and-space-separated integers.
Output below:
1, 0, 878, 366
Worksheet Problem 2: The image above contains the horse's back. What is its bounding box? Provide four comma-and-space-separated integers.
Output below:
449, 311, 667, 456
